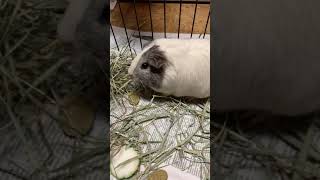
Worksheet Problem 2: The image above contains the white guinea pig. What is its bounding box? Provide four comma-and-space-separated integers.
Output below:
128, 38, 210, 99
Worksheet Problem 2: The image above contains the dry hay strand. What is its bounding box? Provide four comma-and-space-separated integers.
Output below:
110, 46, 210, 179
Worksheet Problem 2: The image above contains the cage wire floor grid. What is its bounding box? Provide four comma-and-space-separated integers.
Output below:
3, 17, 317, 180
110, 95, 209, 180
111, 26, 320, 180
110, 26, 210, 180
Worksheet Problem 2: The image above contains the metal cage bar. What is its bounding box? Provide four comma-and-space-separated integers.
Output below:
190, 0, 199, 38
133, 0, 143, 49
117, 2, 132, 54
118, 0, 210, 4
163, 0, 167, 38
178, 0, 182, 38
148, 0, 154, 39
202, 10, 210, 38
110, 25, 119, 50
111, 0, 210, 52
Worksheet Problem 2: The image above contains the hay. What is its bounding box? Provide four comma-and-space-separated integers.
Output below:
109, 46, 211, 179
110, 46, 134, 100
109, 42, 320, 180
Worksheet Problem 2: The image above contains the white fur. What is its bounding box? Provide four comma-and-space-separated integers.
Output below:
128, 38, 210, 98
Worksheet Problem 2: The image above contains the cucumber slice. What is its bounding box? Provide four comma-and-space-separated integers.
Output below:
110, 146, 140, 179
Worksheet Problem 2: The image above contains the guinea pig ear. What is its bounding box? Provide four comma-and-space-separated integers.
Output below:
144, 45, 168, 70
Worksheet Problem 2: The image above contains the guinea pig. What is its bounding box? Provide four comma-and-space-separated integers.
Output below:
128, 38, 210, 99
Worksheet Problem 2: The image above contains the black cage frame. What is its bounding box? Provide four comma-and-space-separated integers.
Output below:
110, 0, 211, 51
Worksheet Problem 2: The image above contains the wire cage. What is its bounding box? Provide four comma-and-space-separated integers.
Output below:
110, 0, 211, 52
109, 1, 211, 179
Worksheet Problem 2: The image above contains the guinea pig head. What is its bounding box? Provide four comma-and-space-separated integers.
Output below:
128, 45, 168, 90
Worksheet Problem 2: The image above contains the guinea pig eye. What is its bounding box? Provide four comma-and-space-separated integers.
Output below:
150, 66, 162, 74
141, 63, 148, 69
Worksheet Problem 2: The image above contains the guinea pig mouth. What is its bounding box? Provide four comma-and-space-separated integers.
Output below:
129, 75, 140, 84
129, 77, 147, 90
130, 76, 146, 87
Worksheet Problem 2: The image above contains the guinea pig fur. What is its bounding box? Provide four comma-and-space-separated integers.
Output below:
128, 38, 210, 99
